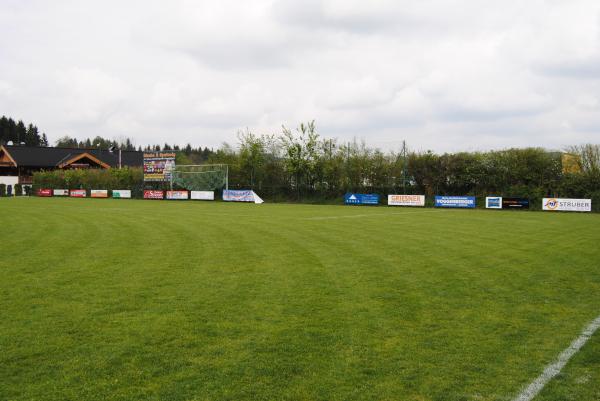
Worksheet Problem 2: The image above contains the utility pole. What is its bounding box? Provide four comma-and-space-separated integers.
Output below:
402, 140, 407, 194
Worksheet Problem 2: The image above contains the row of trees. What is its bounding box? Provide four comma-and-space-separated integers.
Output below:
55, 135, 215, 164
18, 118, 600, 209
199, 122, 600, 208
0, 116, 49, 147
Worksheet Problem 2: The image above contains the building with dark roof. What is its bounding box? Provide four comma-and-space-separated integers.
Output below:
0, 145, 143, 186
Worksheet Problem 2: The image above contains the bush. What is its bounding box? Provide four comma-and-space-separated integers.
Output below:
14, 183, 22, 196
33, 168, 144, 192
24, 186, 32, 196
0, 183, 5, 197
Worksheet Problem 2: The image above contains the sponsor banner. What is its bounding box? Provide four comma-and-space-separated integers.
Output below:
144, 190, 164, 199
222, 190, 264, 204
190, 191, 214, 200
388, 194, 425, 207
223, 189, 254, 202
37, 188, 52, 197
345, 193, 380, 205
503, 197, 530, 209
70, 189, 87, 198
486, 196, 530, 209
435, 195, 476, 208
112, 190, 131, 199
143, 152, 176, 182
53, 189, 69, 196
91, 189, 108, 198
166, 190, 189, 200
543, 198, 591, 212
486, 196, 502, 209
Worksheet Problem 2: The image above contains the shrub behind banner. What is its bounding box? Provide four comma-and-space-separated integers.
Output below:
33, 168, 143, 194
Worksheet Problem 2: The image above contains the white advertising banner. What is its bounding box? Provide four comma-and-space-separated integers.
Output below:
223, 190, 264, 204
53, 189, 69, 196
166, 190, 189, 200
387, 194, 425, 207
190, 191, 214, 200
485, 197, 502, 209
112, 190, 131, 199
543, 198, 591, 212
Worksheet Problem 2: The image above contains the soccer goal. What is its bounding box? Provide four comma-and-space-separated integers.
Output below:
170, 164, 228, 191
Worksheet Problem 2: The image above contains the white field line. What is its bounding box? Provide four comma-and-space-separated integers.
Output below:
513, 314, 600, 401
303, 210, 442, 220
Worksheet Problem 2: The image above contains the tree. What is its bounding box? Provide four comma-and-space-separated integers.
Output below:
281, 121, 320, 198
238, 129, 266, 189
567, 144, 600, 175
55, 136, 78, 147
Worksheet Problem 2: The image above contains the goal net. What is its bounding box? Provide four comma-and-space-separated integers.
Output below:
170, 164, 228, 191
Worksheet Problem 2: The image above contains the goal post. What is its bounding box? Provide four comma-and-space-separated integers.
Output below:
170, 164, 229, 191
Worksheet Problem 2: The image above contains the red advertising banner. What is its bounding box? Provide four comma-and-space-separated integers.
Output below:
37, 189, 52, 197
144, 190, 164, 199
70, 189, 87, 198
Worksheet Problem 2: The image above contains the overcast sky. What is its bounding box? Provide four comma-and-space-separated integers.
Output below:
1, 0, 599, 152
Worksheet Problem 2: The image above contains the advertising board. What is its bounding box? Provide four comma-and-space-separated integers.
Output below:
90, 190, 108, 198
222, 190, 264, 203
143, 152, 176, 182
143, 190, 164, 199
503, 197, 530, 209
486, 196, 530, 209
223, 190, 254, 202
485, 197, 502, 209
112, 190, 131, 199
166, 190, 189, 200
388, 194, 425, 207
345, 193, 380, 205
542, 198, 591, 212
70, 189, 87, 198
53, 189, 69, 196
37, 189, 52, 197
190, 191, 214, 200
434, 196, 476, 208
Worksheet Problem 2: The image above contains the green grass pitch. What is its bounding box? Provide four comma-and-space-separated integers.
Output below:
1, 197, 599, 401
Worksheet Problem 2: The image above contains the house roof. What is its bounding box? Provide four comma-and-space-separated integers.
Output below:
0, 145, 143, 168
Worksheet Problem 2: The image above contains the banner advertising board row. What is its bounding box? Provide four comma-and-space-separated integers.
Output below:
191, 191, 214, 200
37, 189, 52, 197
144, 190, 164, 199
112, 190, 131, 199
91, 190, 108, 198
223, 190, 264, 204
387, 195, 425, 207
166, 190, 189, 200
543, 198, 591, 212
36, 189, 215, 201
434, 196, 476, 208
485, 197, 530, 209
345, 193, 380, 205
70, 189, 87, 198
53, 189, 69, 196
143, 152, 176, 182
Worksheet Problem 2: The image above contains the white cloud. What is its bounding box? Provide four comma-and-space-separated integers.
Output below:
0, 0, 599, 152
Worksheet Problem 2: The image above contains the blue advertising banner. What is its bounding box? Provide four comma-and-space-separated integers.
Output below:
344, 193, 380, 205
434, 196, 476, 208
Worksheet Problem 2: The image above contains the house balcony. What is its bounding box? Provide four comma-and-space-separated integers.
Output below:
19, 176, 33, 184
